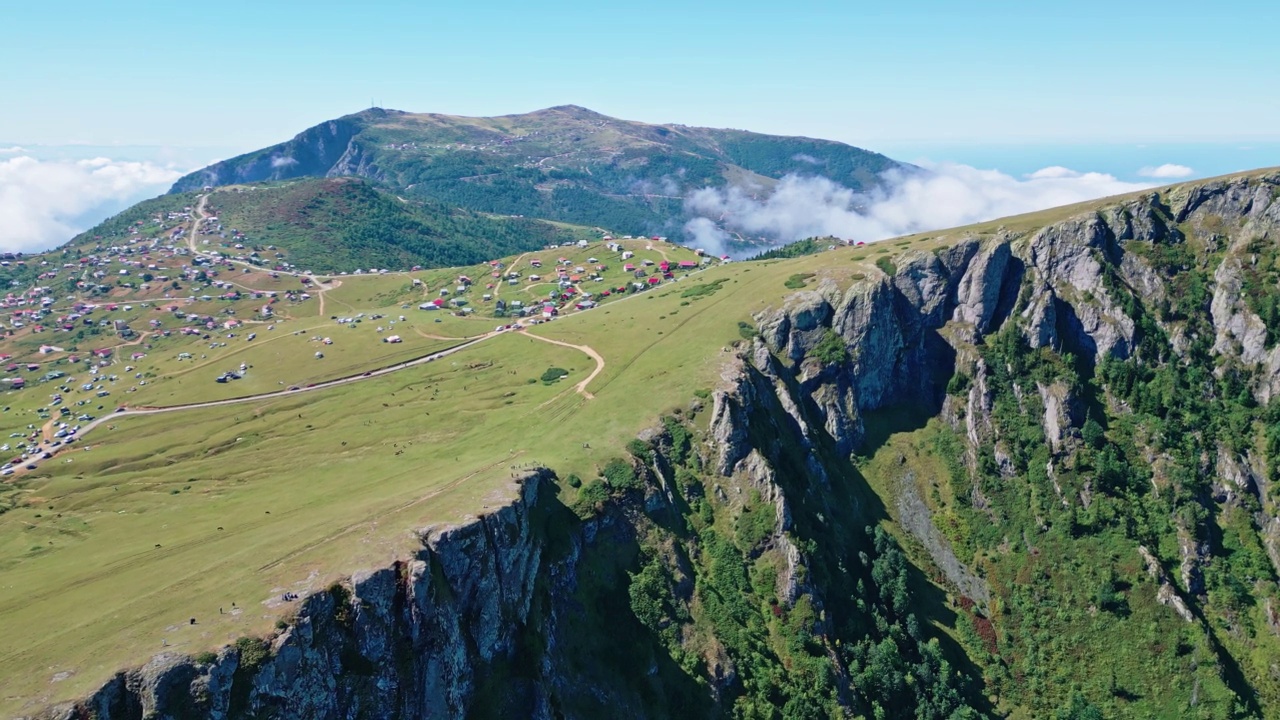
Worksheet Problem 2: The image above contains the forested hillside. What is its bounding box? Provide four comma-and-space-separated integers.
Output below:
203, 178, 594, 271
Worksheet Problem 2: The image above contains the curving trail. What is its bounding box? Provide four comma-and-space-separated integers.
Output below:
186, 192, 340, 300
6, 248, 711, 479
522, 333, 604, 399
5, 331, 501, 478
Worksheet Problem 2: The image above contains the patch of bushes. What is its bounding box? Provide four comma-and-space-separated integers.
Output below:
540, 367, 569, 384
749, 237, 833, 261
811, 328, 849, 365
626, 438, 652, 461
602, 457, 640, 489
735, 491, 776, 550
784, 272, 816, 289
737, 320, 759, 340
234, 637, 270, 673
681, 278, 729, 299
571, 479, 610, 518
946, 372, 972, 396
874, 256, 897, 276
663, 416, 692, 465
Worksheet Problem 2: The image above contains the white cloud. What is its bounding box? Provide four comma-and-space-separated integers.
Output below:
1026, 166, 1081, 179
684, 163, 1155, 257
270, 156, 298, 168
0, 146, 25, 154
0, 154, 183, 253
1137, 163, 1194, 179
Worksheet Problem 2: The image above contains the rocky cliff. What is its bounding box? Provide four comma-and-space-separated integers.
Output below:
46, 170, 1280, 719
171, 114, 377, 192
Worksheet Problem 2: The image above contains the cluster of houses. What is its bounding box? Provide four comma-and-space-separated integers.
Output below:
406, 239, 722, 323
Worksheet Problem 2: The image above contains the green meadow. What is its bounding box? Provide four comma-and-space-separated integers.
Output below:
0, 213, 1010, 714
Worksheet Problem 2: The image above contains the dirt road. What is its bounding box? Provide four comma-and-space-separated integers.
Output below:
522, 334, 603, 399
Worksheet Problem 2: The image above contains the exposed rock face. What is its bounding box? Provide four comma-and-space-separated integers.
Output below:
952, 241, 1012, 333
1139, 545, 1195, 623
733, 172, 1280, 641
1210, 253, 1280, 402
172, 115, 374, 191
895, 471, 990, 605
1037, 381, 1083, 455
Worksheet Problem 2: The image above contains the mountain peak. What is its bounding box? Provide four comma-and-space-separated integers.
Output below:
167, 106, 904, 244
532, 104, 610, 119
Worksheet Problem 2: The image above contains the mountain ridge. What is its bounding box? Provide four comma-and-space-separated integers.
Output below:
167, 106, 907, 242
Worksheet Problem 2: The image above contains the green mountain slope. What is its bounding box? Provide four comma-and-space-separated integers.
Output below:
201, 178, 595, 272
8, 169, 1280, 719
70, 177, 596, 273
168, 105, 905, 240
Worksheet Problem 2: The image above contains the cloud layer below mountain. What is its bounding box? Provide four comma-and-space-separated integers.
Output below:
1138, 163, 1195, 178
683, 163, 1160, 256
0, 154, 183, 253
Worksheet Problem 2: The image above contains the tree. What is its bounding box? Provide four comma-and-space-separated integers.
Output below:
1055, 692, 1103, 720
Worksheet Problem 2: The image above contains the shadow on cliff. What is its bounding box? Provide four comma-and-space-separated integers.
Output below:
470, 480, 716, 720
743, 361, 994, 715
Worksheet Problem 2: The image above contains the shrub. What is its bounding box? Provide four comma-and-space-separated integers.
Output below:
626, 438, 651, 460
811, 329, 849, 365
1081, 418, 1104, 449
540, 367, 569, 384
602, 458, 640, 489
946, 372, 972, 396
681, 278, 729, 299
234, 637, 270, 673
572, 479, 610, 518
784, 273, 815, 289
875, 256, 897, 276
566, 473, 582, 488
737, 321, 758, 340
194, 651, 218, 665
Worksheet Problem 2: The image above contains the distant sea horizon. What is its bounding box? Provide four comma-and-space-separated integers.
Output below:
9, 139, 1280, 187
871, 140, 1280, 184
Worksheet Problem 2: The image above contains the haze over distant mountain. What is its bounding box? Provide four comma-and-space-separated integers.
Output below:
169, 105, 906, 244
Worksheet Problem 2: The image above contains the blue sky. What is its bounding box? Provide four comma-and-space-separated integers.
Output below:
2, 0, 1279, 253
3, 0, 1278, 150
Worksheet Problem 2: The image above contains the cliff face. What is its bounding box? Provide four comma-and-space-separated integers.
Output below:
62, 474, 547, 720
169, 114, 379, 193
50, 171, 1280, 719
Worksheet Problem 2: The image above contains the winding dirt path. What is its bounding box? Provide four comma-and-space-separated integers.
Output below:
185, 194, 210, 255
186, 192, 338, 299
7, 256, 711, 479
522, 333, 604, 400
4, 330, 502, 478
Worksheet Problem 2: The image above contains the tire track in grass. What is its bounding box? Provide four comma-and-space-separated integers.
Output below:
256, 451, 523, 572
